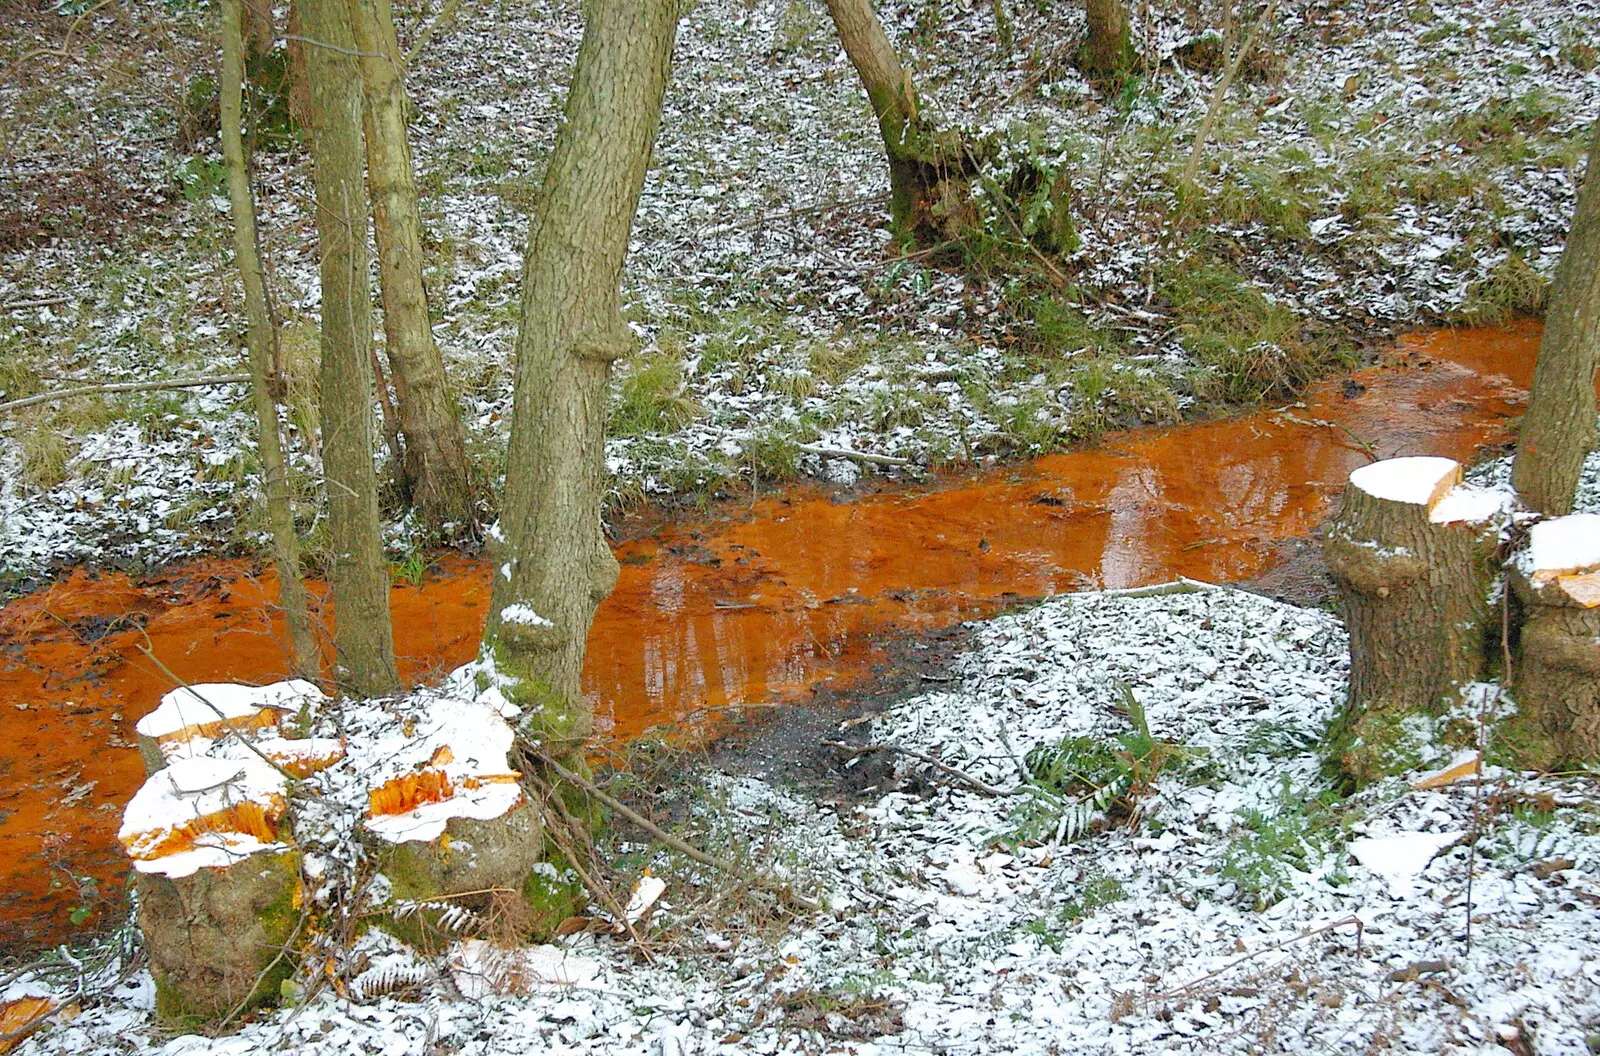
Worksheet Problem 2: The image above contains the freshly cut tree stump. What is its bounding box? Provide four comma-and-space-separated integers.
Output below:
1507, 513, 1600, 767
1323, 456, 1504, 783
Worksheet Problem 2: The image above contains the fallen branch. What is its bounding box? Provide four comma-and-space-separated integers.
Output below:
0, 374, 252, 414
737, 193, 890, 230
823, 740, 1019, 797
3, 295, 71, 311
796, 443, 911, 467
1154, 916, 1363, 1001
532, 749, 824, 914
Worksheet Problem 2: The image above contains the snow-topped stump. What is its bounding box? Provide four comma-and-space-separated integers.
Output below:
119, 748, 302, 1024
121, 681, 338, 1026
1323, 457, 1506, 783
350, 693, 558, 950
1507, 513, 1600, 766
134, 680, 328, 774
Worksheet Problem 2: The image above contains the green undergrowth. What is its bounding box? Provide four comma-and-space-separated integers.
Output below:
1219, 780, 1353, 910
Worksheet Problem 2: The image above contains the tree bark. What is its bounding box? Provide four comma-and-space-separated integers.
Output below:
302, 0, 399, 698
349, 0, 477, 533
1080, 0, 1134, 77
1506, 516, 1600, 767
484, 0, 679, 756
220, 0, 319, 681
1322, 457, 1500, 784
824, 0, 976, 248
1511, 127, 1600, 516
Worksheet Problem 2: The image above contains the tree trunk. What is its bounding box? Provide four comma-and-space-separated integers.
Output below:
1511, 128, 1600, 516
302, 0, 399, 698
824, 0, 976, 248
1080, 0, 1134, 77
1506, 515, 1600, 767
220, 0, 319, 681
484, 0, 679, 758
349, 0, 477, 533
1322, 456, 1500, 784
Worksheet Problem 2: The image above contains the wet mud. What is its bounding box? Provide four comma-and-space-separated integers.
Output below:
0, 321, 1549, 954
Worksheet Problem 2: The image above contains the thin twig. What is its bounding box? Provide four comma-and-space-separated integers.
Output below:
8, 0, 118, 77
403, 0, 463, 65
216, 906, 308, 1030
823, 740, 1019, 797
134, 635, 297, 781
0, 374, 252, 414
1154, 916, 1364, 1000
533, 749, 823, 914
735, 193, 890, 230
282, 33, 384, 59
1183, 0, 1278, 189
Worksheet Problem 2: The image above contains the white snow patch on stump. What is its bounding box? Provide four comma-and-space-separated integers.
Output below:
1524, 513, 1600, 586
1348, 456, 1460, 507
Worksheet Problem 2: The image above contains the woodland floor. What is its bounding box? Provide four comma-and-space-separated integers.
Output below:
3, 0, 1600, 1052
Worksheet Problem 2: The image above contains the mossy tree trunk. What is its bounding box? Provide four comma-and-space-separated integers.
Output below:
484, 0, 680, 759
348, 0, 477, 533
1512, 126, 1600, 517
1322, 458, 1499, 784
220, 0, 318, 680
824, 0, 977, 248
1080, 0, 1135, 78
302, 0, 400, 697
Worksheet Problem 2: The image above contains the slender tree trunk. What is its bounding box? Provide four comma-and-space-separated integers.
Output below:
1080, 0, 1134, 77
1512, 128, 1600, 516
484, 0, 679, 760
824, 0, 976, 248
349, 0, 477, 532
220, 0, 319, 681
302, 0, 399, 697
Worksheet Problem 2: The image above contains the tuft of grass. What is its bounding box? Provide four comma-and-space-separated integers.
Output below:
1458, 251, 1549, 325
611, 353, 701, 438
1159, 258, 1323, 403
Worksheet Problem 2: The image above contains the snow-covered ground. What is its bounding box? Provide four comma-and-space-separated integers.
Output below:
7, 450, 1599, 1056
2, 0, 1597, 580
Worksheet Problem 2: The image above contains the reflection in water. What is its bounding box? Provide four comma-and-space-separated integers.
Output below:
0, 321, 1545, 952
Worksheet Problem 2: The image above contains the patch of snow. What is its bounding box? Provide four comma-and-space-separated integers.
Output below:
1349, 456, 1459, 506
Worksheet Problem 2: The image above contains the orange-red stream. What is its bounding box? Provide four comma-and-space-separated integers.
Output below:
0, 323, 1555, 953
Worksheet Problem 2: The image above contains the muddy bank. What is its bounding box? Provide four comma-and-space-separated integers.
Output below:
0, 322, 1544, 955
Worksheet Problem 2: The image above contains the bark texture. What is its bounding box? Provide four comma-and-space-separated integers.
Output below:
1081, 0, 1134, 77
349, 0, 476, 532
136, 852, 300, 1024
1508, 558, 1600, 768
368, 803, 562, 949
221, 0, 319, 680
1323, 461, 1499, 783
485, 0, 679, 755
302, 0, 399, 697
824, 0, 976, 247
1512, 127, 1600, 516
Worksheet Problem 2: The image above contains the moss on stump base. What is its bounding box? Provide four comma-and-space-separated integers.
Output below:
370, 800, 578, 948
